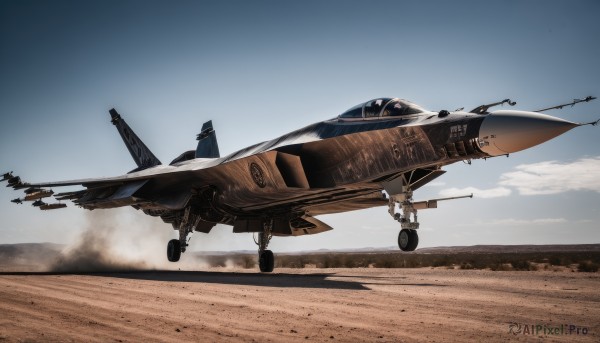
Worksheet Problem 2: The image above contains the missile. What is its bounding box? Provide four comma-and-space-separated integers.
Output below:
1, 172, 13, 182
23, 189, 54, 201
40, 203, 67, 210
54, 190, 86, 201
7, 176, 20, 186
5, 175, 27, 189
32, 200, 46, 207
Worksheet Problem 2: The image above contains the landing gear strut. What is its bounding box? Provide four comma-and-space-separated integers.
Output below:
384, 170, 473, 253
167, 207, 198, 262
388, 190, 420, 252
166, 224, 191, 262
255, 219, 274, 272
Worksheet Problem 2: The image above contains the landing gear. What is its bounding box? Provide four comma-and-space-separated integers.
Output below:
398, 229, 419, 251
389, 189, 420, 252
167, 239, 181, 262
254, 219, 275, 272
259, 250, 274, 273
167, 206, 198, 263
385, 171, 474, 252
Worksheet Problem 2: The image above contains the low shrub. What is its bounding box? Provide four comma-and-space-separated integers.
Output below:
578, 261, 599, 273
460, 262, 474, 270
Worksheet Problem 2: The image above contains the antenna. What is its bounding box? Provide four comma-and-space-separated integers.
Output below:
470, 99, 516, 114
534, 96, 596, 112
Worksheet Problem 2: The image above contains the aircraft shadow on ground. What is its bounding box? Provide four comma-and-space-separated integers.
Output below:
0, 270, 373, 290
330, 274, 447, 287
0, 270, 450, 289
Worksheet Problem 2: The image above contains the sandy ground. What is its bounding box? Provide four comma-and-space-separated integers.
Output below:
0, 268, 598, 342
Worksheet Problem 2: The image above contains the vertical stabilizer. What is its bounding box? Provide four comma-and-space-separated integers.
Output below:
196, 120, 220, 158
109, 108, 162, 170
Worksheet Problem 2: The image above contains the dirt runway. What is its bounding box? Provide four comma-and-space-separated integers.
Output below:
0, 268, 598, 342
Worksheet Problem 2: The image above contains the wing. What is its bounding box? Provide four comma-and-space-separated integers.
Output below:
2, 163, 195, 210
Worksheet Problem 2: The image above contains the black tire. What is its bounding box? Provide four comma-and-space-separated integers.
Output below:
398, 229, 410, 251
407, 230, 419, 251
167, 239, 181, 262
259, 250, 274, 272
398, 229, 418, 252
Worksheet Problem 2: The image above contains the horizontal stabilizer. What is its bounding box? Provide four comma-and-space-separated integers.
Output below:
196, 120, 220, 158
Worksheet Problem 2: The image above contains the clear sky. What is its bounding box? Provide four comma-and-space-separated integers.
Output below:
1, 0, 599, 253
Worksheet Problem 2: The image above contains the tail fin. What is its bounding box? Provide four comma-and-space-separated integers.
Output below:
196, 120, 220, 158
109, 108, 162, 170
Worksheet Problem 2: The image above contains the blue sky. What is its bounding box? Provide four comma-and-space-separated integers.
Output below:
1, 0, 599, 253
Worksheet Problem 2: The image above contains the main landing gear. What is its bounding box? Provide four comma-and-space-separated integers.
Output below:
167, 239, 181, 262
388, 190, 420, 252
255, 219, 274, 272
167, 207, 197, 262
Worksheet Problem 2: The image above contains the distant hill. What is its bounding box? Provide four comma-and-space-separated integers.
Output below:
0, 243, 64, 259
2, 243, 599, 259
1, 243, 599, 271
414, 244, 600, 254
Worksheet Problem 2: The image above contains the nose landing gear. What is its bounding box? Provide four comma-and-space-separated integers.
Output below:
387, 182, 473, 252
389, 190, 420, 252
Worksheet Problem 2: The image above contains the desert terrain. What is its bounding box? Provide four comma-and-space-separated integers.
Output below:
0, 267, 598, 342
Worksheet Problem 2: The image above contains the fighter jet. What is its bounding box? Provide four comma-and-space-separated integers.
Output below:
2, 97, 597, 272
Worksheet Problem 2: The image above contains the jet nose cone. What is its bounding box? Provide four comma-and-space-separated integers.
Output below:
478, 110, 579, 156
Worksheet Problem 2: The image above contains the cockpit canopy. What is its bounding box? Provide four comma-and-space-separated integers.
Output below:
339, 98, 426, 120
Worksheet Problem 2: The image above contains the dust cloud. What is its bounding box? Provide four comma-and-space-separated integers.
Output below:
48, 209, 209, 273
0, 243, 63, 272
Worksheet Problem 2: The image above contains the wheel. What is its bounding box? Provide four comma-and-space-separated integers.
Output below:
398, 229, 410, 251
259, 250, 274, 272
167, 239, 181, 262
407, 229, 419, 251
398, 229, 418, 251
